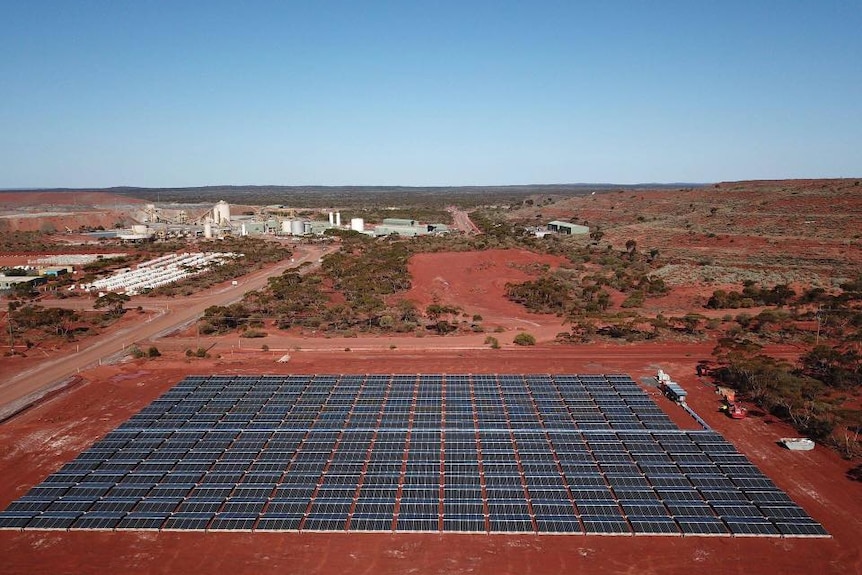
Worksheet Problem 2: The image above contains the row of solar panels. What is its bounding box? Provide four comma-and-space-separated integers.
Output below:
0, 508, 825, 536
82, 428, 748, 452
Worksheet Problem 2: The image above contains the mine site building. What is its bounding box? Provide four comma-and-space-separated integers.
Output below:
547, 221, 589, 235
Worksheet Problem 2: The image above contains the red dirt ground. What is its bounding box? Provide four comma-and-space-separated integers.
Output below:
0, 348, 860, 575
399, 248, 569, 327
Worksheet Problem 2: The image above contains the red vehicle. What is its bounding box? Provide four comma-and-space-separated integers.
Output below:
724, 401, 748, 419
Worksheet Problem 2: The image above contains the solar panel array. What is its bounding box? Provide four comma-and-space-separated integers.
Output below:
0, 374, 827, 537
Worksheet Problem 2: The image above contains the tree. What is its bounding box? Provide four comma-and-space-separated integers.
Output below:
94, 292, 130, 318
11, 280, 39, 300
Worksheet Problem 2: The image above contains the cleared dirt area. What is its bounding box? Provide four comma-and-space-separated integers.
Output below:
400, 249, 568, 329
0, 349, 860, 575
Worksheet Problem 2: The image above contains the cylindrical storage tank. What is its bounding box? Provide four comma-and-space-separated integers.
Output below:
204, 221, 213, 238
328, 212, 334, 225
335, 212, 341, 227
303, 221, 313, 234
214, 200, 231, 225
350, 218, 364, 232
291, 220, 305, 235
281, 220, 292, 234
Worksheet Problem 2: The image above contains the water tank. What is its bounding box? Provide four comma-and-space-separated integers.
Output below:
291, 220, 305, 235
281, 220, 292, 234
214, 200, 231, 226
350, 218, 365, 232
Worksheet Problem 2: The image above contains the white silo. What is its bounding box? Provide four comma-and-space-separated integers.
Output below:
214, 200, 231, 226
204, 221, 213, 239
336, 212, 341, 227
350, 218, 365, 232
281, 220, 292, 234
328, 212, 334, 225
291, 220, 305, 235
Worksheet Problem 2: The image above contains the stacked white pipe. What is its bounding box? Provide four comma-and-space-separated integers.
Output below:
82, 252, 241, 296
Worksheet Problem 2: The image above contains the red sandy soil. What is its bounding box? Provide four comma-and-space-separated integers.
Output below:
0, 349, 860, 575
399, 249, 569, 326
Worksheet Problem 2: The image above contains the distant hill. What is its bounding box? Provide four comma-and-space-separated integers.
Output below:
0, 183, 703, 208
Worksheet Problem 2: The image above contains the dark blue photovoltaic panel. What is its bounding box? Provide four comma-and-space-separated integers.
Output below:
0, 374, 827, 537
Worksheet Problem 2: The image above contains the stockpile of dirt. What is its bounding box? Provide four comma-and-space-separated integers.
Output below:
0, 191, 143, 208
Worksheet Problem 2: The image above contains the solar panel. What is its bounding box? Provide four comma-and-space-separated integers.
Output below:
0, 374, 826, 537
676, 516, 729, 535
581, 515, 631, 535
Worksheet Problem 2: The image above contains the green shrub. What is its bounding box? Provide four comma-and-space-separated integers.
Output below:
513, 332, 536, 346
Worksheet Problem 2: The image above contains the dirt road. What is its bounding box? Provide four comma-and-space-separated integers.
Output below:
447, 206, 481, 234
0, 244, 334, 418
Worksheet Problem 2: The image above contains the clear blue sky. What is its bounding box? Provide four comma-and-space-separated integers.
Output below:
1, 1, 860, 187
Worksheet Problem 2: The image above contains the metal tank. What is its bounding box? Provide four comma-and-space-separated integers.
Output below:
213, 200, 231, 226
